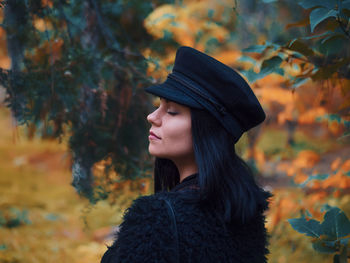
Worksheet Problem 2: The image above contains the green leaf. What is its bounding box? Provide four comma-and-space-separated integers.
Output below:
299, 0, 321, 9
208, 9, 215, 18
237, 56, 257, 65
321, 33, 345, 44
301, 31, 338, 40
329, 114, 342, 123
318, 35, 348, 55
299, 173, 330, 187
299, 0, 337, 9
241, 69, 261, 83
45, 213, 60, 221
162, 30, 173, 39
288, 217, 322, 238
298, 0, 323, 9
151, 13, 176, 25
340, 237, 350, 246
337, 131, 350, 140
321, 207, 350, 239
261, 56, 283, 71
310, 7, 338, 32
242, 44, 268, 53
322, 0, 338, 9
342, 0, 350, 10
321, 204, 334, 213
312, 240, 338, 254
256, 56, 284, 78
305, 209, 313, 218
274, 68, 285, 76
288, 39, 315, 56
292, 77, 309, 89
101, 2, 123, 16
315, 114, 342, 123
170, 21, 180, 27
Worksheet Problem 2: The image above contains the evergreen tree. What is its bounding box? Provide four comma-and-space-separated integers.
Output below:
0, 0, 177, 201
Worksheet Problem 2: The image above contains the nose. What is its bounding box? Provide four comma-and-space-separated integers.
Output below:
147, 108, 161, 125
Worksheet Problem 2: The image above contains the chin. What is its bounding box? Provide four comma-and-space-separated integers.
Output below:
148, 147, 168, 159
149, 151, 165, 158
148, 146, 161, 157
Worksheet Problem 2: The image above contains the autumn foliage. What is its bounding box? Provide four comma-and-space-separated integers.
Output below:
0, 0, 349, 262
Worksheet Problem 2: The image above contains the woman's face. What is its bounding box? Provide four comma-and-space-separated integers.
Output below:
147, 97, 194, 162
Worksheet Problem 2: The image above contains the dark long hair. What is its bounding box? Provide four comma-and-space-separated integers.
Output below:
154, 107, 271, 224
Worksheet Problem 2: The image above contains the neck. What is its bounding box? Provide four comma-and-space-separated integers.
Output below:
172, 155, 198, 183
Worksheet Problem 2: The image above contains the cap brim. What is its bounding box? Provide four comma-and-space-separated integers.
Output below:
144, 78, 203, 109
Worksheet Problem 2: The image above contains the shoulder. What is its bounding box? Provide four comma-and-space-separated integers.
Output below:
101, 192, 178, 263
121, 192, 171, 223
124, 191, 183, 212
115, 190, 196, 244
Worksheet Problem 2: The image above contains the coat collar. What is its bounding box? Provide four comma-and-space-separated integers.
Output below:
171, 173, 199, 192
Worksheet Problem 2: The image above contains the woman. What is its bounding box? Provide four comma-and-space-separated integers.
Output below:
101, 46, 272, 263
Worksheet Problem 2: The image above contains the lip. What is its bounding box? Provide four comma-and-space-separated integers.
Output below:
149, 131, 161, 140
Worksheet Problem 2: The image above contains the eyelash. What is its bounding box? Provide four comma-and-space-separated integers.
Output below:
153, 106, 177, 116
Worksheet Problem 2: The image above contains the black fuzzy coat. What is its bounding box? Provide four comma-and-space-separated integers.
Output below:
101, 174, 270, 263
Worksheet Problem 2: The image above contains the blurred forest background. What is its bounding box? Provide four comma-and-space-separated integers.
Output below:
0, 0, 349, 262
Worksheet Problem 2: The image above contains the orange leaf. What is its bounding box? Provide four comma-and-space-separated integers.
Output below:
298, 107, 327, 124
331, 157, 342, 171
328, 121, 343, 135
309, 191, 327, 202
41, 0, 53, 8
333, 189, 341, 198
340, 159, 350, 171
294, 171, 308, 184
322, 171, 350, 189
293, 150, 320, 169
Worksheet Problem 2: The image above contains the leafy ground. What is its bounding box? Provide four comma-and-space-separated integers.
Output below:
0, 106, 348, 263
0, 107, 123, 263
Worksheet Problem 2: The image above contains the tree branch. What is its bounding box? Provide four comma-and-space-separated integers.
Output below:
88, 0, 144, 58
57, 0, 74, 45
336, 15, 350, 40
88, 0, 120, 51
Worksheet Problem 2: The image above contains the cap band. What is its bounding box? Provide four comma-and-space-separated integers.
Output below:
168, 72, 228, 116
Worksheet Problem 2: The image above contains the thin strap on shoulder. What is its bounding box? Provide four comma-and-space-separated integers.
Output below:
160, 196, 180, 263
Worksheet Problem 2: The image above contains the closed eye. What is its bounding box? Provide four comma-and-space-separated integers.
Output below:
167, 111, 178, 116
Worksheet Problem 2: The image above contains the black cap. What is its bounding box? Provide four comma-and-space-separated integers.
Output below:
144, 46, 266, 143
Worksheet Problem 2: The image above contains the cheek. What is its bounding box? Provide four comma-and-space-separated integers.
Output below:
164, 120, 193, 152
